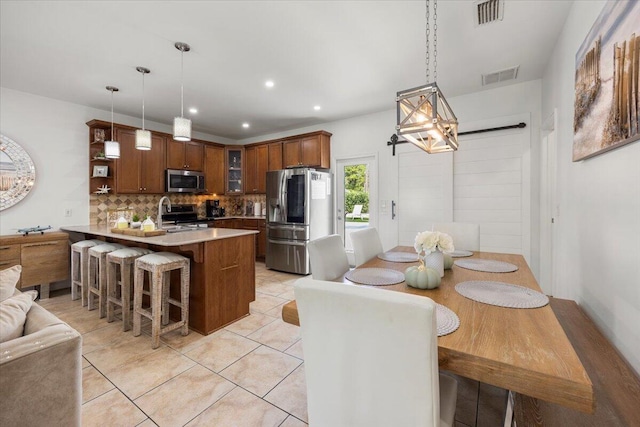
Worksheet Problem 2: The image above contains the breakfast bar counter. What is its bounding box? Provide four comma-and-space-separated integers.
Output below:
61, 225, 259, 335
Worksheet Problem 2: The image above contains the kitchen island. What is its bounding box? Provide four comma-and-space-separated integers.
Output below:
61, 225, 258, 335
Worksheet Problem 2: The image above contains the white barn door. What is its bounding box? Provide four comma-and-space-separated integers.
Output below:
397, 114, 530, 262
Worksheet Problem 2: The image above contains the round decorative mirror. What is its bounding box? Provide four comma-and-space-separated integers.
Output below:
0, 134, 36, 211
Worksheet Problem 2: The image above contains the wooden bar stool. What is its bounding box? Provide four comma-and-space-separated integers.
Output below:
70, 239, 104, 306
87, 243, 126, 318
132, 252, 190, 349
106, 247, 154, 331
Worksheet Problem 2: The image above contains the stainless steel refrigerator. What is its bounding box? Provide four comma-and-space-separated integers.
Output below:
266, 168, 333, 274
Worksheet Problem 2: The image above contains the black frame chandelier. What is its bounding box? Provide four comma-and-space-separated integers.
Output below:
396, 0, 459, 153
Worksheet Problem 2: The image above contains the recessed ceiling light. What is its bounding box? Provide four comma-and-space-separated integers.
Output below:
313, 105, 321, 111
189, 107, 198, 114
265, 80, 274, 88
242, 123, 250, 128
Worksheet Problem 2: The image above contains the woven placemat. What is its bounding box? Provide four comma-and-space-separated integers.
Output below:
377, 252, 420, 263
446, 249, 474, 258
344, 268, 405, 286
454, 258, 518, 273
436, 304, 460, 336
455, 281, 549, 309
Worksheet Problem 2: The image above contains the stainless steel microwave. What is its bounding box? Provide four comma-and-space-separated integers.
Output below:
165, 169, 205, 193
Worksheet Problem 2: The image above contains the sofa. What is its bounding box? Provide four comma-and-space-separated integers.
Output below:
0, 266, 82, 427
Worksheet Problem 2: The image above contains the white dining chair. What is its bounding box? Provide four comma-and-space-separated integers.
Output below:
350, 227, 384, 267
307, 234, 350, 281
295, 277, 457, 427
433, 222, 480, 251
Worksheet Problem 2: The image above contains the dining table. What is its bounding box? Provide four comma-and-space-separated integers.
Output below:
281, 247, 594, 420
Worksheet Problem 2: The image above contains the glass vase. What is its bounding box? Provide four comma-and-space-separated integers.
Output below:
423, 249, 444, 277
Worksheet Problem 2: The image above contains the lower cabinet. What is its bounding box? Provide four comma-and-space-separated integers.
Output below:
215, 218, 266, 259
0, 232, 70, 298
214, 218, 242, 229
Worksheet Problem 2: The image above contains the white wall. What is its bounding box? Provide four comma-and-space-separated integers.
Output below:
542, 0, 640, 374
0, 87, 233, 235
240, 80, 542, 276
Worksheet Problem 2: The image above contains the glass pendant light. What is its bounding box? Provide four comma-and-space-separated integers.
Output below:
104, 86, 120, 159
135, 66, 152, 150
173, 42, 192, 141
396, 0, 458, 153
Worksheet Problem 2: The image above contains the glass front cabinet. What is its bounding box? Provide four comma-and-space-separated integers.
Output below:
225, 146, 244, 194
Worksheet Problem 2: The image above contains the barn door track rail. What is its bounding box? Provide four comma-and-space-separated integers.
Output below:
387, 122, 527, 155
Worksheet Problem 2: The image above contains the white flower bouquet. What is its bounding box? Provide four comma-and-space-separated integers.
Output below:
414, 230, 454, 255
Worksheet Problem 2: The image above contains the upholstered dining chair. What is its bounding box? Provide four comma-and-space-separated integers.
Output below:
307, 234, 350, 281
432, 222, 480, 252
294, 278, 458, 427
350, 227, 384, 267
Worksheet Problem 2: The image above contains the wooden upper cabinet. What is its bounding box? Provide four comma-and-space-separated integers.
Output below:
245, 144, 268, 194
256, 145, 268, 193
167, 140, 203, 171
204, 144, 225, 195
115, 128, 142, 194
283, 139, 301, 168
282, 131, 331, 168
268, 142, 283, 171
141, 134, 167, 193
225, 146, 244, 194
115, 128, 166, 194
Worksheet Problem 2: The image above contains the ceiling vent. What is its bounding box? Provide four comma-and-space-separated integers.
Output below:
482, 66, 519, 86
474, 0, 504, 26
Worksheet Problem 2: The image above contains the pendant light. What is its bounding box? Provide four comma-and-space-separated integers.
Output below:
104, 86, 120, 159
396, 0, 458, 153
173, 42, 192, 141
135, 66, 152, 150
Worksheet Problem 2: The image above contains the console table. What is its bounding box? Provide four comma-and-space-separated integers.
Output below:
0, 231, 70, 299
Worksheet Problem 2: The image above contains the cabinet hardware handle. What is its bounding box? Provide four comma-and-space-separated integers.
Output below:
220, 264, 238, 271
23, 242, 59, 248
0, 246, 12, 250
0, 261, 13, 266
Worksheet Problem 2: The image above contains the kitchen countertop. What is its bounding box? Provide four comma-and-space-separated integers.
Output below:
61, 225, 258, 247
214, 216, 266, 220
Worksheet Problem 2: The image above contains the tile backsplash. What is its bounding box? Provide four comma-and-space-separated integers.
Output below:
90, 193, 266, 227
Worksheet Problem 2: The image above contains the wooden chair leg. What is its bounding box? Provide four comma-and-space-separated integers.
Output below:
71, 251, 80, 301
122, 262, 132, 332
87, 256, 97, 311
81, 251, 90, 307
106, 261, 116, 323
162, 270, 170, 327
133, 267, 144, 337
98, 255, 108, 319
151, 270, 163, 349
181, 264, 190, 336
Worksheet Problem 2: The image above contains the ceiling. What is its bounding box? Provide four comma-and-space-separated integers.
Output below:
0, 1, 573, 141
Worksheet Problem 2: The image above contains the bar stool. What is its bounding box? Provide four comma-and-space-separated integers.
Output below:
87, 243, 126, 318
132, 252, 190, 349
106, 247, 154, 331
70, 239, 105, 306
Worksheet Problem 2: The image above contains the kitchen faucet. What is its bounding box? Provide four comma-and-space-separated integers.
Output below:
157, 196, 172, 230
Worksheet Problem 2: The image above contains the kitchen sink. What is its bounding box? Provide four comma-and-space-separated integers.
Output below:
162, 224, 206, 233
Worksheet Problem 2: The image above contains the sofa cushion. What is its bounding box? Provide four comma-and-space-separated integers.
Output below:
0, 290, 37, 343
0, 265, 22, 302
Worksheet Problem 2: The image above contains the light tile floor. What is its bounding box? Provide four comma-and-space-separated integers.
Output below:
39, 261, 505, 427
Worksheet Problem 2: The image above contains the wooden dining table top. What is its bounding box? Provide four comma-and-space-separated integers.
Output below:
281, 247, 594, 414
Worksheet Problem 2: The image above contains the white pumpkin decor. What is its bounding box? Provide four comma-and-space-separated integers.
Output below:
404, 264, 441, 290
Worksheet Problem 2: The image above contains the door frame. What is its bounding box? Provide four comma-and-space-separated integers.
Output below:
540, 109, 558, 296
335, 154, 378, 263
